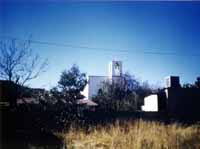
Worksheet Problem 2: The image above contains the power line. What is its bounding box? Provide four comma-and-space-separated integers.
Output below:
0, 35, 130, 53
1, 35, 200, 57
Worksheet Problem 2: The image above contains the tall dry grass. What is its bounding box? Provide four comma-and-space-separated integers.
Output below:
56, 120, 200, 149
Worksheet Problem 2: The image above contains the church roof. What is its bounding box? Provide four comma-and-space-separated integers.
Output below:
77, 99, 98, 106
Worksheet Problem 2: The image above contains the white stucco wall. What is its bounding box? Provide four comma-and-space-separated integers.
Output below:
82, 60, 123, 100
88, 76, 108, 99
81, 84, 88, 99
142, 94, 158, 112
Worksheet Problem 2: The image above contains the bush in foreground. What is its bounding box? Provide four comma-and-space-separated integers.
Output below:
56, 120, 200, 149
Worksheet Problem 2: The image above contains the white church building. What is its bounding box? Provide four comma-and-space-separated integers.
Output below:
82, 60, 123, 99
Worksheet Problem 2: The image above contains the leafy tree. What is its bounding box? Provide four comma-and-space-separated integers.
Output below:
44, 65, 88, 128
0, 38, 48, 86
135, 81, 153, 108
183, 77, 200, 89
93, 73, 153, 112
93, 73, 140, 112
57, 64, 87, 103
183, 83, 195, 88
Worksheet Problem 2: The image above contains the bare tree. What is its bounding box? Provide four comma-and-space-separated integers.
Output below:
0, 38, 48, 86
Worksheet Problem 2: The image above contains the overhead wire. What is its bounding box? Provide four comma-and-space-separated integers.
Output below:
1, 35, 200, 57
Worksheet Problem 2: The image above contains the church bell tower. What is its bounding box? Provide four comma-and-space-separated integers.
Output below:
108, 60, 122, 78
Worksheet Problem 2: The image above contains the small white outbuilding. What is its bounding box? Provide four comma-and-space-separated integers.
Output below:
142, 94, 158, 112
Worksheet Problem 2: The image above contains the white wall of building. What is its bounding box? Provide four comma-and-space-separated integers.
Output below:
81, 84, 88, 99
82, 60, 123, 100
142, 95, 158, 112
88, 76, 108, 99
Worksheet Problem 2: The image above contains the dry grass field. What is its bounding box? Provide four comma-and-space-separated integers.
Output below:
55, 120, 200, 149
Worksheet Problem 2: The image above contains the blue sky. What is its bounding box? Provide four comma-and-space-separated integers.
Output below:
1, 1, 200, 89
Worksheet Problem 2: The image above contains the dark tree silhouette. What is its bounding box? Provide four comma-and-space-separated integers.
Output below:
195, 77, 200, 88
0, 38, 48, 86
